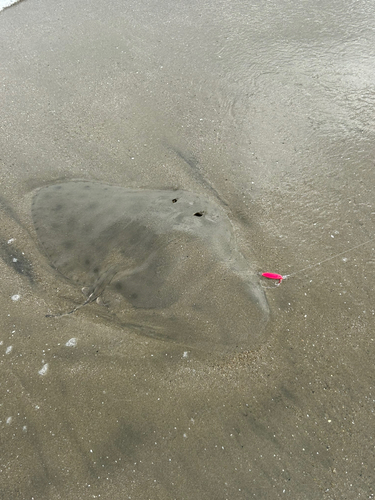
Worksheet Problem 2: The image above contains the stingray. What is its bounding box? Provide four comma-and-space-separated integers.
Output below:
32, 181, 269, 351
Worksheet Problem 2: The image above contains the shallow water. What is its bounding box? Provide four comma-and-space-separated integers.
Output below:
1, 0, 375, 498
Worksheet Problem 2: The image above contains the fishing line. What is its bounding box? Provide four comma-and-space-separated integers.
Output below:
262, 236, 375, 284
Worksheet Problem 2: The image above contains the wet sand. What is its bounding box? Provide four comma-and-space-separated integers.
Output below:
1, 0, 375, 498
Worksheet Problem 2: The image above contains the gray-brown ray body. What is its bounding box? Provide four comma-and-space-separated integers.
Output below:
32, 181, 269, 351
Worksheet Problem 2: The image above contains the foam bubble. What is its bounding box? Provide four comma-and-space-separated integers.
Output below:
65, 338, 77, 347
0, 1, 21, 12
38, 363, 49, 376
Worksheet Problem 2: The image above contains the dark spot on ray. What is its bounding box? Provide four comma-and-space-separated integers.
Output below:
115, 282, 123, 290
93, 267, 99, 274
63, 240, 74, 250
54, 185, 62, 190
67, 216, 77, 228
84, 258, 91, 266
52, 204, 63, 212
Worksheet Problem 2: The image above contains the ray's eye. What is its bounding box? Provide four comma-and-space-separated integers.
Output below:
172, 198, 178, 203
194, 211, 204, 217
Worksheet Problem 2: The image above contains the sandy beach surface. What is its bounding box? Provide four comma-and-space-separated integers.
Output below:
1, 0, 375, 498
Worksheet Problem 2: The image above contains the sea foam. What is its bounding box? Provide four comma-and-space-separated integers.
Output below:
0, 0, 22, 12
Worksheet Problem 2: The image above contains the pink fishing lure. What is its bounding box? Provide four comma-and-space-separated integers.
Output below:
262, 272, 283, 283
